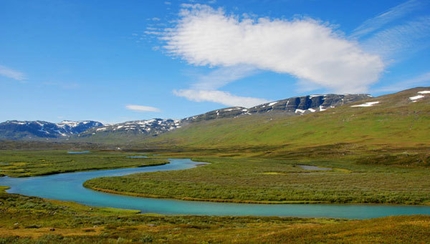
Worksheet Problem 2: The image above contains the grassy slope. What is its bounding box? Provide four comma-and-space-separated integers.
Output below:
145, 87, 430, 153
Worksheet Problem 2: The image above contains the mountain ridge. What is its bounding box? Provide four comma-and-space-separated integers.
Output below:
181, 93, 371, 123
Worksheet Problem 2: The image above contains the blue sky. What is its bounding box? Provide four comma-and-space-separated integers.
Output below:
1, 0, 429, 124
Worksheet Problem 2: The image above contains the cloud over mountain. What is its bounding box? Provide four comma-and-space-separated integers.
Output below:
126, 105, 161, 113
173, 89, 269, 108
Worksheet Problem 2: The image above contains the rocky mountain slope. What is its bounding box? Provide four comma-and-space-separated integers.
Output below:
182, 94, 370, 123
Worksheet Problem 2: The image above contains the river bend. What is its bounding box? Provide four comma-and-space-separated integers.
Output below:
1, 158, 430, 219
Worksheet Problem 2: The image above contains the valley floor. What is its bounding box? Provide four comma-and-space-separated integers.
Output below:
1, 147, 430, 242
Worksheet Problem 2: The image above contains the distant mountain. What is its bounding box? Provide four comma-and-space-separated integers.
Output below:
0, 120, 103, 140
80, 119, 181, 138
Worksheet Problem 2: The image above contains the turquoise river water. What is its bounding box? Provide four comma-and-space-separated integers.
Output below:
1, 158, 430, 219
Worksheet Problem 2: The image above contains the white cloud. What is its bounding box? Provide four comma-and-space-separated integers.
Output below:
162, 4, 384, 94
125, 104, 161, 112
0, 65, 26, 81
173, 89, 269, 108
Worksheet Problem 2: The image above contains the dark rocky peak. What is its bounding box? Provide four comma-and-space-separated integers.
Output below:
249, 94, 371, 114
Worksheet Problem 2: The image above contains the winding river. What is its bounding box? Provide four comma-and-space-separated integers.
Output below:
1, 158, 430, 219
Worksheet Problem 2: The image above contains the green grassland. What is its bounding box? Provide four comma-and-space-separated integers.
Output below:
0, 150, 168, 177
1, 190, 430, 243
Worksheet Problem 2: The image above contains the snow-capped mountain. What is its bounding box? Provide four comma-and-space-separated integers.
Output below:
0, 120, 103, 140
82, 118, 181, 137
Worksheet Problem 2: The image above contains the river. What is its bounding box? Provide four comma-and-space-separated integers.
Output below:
1, 158, 430, 219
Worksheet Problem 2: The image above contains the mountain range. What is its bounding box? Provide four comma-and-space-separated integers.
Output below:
0, 120, 103, 140
0, 88, 428, 144
0, 94, 369, 141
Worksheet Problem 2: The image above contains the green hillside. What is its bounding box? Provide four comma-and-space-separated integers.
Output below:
145, 87, 430, 155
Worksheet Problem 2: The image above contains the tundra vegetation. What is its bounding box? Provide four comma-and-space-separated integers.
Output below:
0, 150, 167, 177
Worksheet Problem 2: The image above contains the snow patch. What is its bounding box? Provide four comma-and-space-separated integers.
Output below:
409, 91, 429, 102
295, 109, 306, 114
351, 101, 380, 107
409, 95, 425, 101
418, 91, 430, 94
268, 102, 278, 106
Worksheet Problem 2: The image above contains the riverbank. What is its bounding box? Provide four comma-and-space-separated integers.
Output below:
84, 185, 329, 204
1, 190, 430, 243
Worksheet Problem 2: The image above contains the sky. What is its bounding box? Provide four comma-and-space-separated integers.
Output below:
1, 0, 429, 124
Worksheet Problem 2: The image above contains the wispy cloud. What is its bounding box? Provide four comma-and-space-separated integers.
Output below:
0, 65, 26, 81
190, 65, 259, 90
352, 0, 430, 62
174, 65, 266, 107
373, 72, 430, 93
173, 89, 269, 108
125, 104, 161, 112
361, 16, 430, 61
351, 0, 423, 39
162, 4, 384, 94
